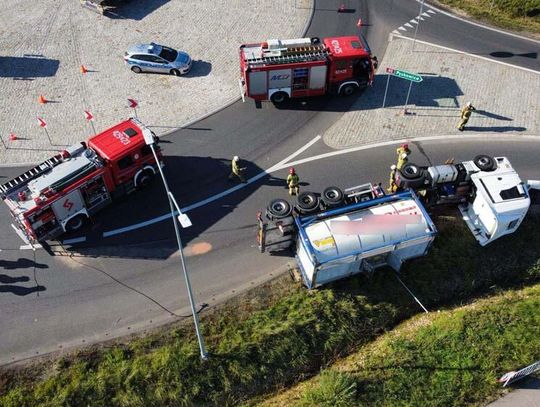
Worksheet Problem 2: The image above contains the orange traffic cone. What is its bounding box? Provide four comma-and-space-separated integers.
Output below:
38, 94, 48, 104
80, 65, 88, 74
9, 133, 17, 141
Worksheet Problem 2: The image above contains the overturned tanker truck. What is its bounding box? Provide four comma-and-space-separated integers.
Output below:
257, 154, 539, 289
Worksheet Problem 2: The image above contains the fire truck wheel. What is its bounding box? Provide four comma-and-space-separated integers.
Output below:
473, 154, 496, 171
65, 215, 86, 232
136, 170, 154, 189
266, 199, 292, 220
296, 192, 319, 214
131, 66, 142, 74
322, 186, 344, 207
340, 84, 358, 97
170, 69, 181, 76
271, 92, 289, 105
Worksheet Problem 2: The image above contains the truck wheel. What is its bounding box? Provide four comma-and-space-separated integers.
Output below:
65, 215, 86, 232
340, 84, 358, 97
266, 199, 292, 221
398, 163, 426, 189
296, 192, 319, 214
271, 92, 289, 105
170, 69, 181, 76
474, 154, 496, 171
322, 186, 344, 208
131, 66, 142, 74
136, 170, 154, 189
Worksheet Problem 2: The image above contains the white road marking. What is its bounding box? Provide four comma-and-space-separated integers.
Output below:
12, 223, 29, 244
410, 19, 419, 24
421, 12, 430, 17
398, 26, 406, 31
20, 244, 42, 250
62, 236, 87, 244
102, 136, 322, 237
415, 0, 540, 43
393, 30, 401, 34
427, 9, 435, 14
404, 22, 414, 28
393, 34, 540, 75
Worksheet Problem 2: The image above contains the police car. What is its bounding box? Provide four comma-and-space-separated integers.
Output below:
124, 43, 192, 76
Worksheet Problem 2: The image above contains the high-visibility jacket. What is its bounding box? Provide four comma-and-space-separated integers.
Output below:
232, 160, 241, 175
287, 174, 299, 186
461, 105, 475, 119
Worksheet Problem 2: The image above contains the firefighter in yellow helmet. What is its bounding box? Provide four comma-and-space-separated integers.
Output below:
286, 167, 300, 196
457, 101, 476, 131
396, 143, 411, 170
229, 155, 247, 183
387, 164, 398, 193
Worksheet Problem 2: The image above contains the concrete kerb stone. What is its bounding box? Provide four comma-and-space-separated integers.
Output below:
322, 35, 540, 149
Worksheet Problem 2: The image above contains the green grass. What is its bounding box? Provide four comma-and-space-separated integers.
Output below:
1, 214, 539, 406
434, 0, 540, 34
287, 284, 540, 407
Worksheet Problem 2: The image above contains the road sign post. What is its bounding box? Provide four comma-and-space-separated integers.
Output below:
382, 68, 423, 109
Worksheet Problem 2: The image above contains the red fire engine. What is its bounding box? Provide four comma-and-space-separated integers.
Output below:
239, 35, 377, 104
0, 118, 161, 243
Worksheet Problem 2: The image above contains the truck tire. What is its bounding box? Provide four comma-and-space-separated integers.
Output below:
322, 186, 344, 208
65, 215, 86, 232
397, 163, 426, 189
131, 66, 142, 74
473, 154, 496, 171
340, 84, 358, 97
135, 170, 154, 189
295, 192, 319, 214
271, 92, 289, 105
266, 199, 292, 221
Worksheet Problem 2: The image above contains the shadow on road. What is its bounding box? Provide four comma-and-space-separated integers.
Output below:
105, 0, 170, 20
273, 74, 464, 112
0, 56, 59, 79
0, 259, 49, 270
58, 155, 284, 259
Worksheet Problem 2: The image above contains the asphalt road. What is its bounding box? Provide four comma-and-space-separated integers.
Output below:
1, 0, 539, 365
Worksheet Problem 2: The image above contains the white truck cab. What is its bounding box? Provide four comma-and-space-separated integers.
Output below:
459, 156, 532, 246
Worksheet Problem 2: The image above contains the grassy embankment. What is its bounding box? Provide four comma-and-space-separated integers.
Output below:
433, 0, 540, 35
256, 284, 540, 407
1, 214, 539, 406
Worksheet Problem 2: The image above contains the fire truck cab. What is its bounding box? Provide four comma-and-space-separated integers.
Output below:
0, 118, 161, 243
239, 35, 376, 104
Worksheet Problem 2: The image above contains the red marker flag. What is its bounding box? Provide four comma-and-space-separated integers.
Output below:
37, 117, 47, 128
84, 110, 94, 121
128, 98, 138, 108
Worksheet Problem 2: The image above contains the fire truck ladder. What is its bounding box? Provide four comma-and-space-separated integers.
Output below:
0, 154, 63, 196
248, 45, 329, 66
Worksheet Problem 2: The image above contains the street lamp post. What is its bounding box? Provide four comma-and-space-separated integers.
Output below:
143, 129, 208, 360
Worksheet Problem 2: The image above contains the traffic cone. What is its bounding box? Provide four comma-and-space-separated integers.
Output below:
38, 94, 48, 104
9, 133, 17, 141
80, 65, 88, 74
338, 4, 345, 12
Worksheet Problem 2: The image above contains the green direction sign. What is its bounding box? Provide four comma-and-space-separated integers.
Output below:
386, 67, 423, 83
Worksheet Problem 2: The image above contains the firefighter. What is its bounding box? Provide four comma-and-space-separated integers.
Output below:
457, 101, 476, 131
396, 143, 411, 170
229, 156, 247, 183
387, 164, 398, 193
286, 167, 300, 196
